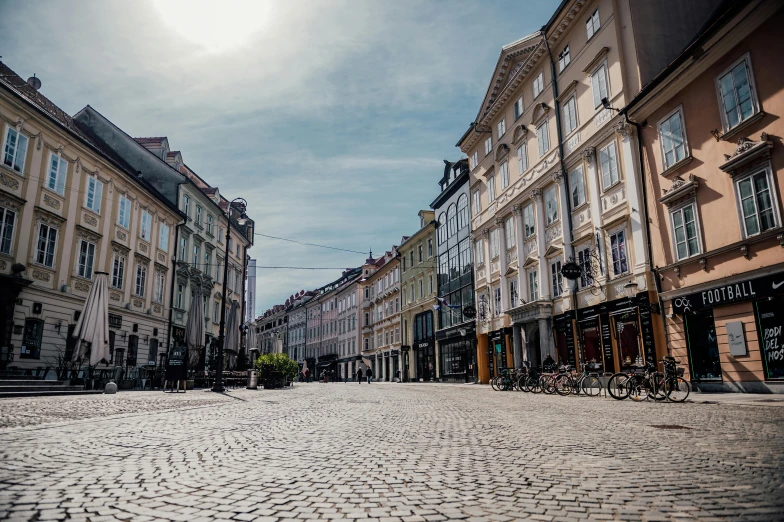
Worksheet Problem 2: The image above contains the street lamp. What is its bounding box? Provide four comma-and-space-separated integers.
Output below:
213, 197, 248, 393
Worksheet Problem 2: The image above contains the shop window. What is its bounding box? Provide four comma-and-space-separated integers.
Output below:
580, 319, 603, 370
555, 329, 569, 365
734, 167, 779, 238
754, 297, 784, 380
685, 309, 722, 381
614, 312, 641, 367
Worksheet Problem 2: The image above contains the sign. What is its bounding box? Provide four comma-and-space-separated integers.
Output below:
600, 313, 614, 371
463, 306, 477, 318
553, 312, 576, 368
561, 261, 582, 281
108, 313, 123, 329
672, 271, 784, 314
21, 319, 44, 359
638, 298, 657, 365
165, 344, 187, 380
755, 298, 784, 379
726, 321, 747, 356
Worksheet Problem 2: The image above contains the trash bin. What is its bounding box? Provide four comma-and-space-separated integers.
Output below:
247, 370, 258, 390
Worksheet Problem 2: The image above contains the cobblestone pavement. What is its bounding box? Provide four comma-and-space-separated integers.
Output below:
1, 384, 783, 521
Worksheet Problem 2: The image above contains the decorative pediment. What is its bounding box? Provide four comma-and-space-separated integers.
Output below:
660, 174, 698, 207
111, 240, 130, 256
582, 47, 610, 73
719, 133, 773, 176
556, 80, 579, 102
504, 265, 518, 277
513, 125, 528, 144
34, 207, 66, 228
134, 252, 151, 265
495, 144, 510, 161
482, 165, 495, 178
531, 103, 550, 125
523, 254, 539, 268
0, 192, 25, 213
544, 244, 563, 257
75, 224, 102, 243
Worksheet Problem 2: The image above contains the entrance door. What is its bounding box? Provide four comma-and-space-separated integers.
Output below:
685, 309, 722, 381
527, 328, 541, 369
580, 319, 604, 372
614, 312, 641, 367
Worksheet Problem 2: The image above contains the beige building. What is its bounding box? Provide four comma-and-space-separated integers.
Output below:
399, 210, 437, 381
359, 248, 401, 381
0, 62, 181, 371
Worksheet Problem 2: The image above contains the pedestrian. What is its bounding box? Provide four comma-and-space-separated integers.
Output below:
305, 368, 310, 382
366, 366, 373, 383
356, 366, 363, 383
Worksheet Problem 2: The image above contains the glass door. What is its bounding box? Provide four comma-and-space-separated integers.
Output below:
614, 312, 642, 367
579, 319, 604, 372
685, 309, 722, 381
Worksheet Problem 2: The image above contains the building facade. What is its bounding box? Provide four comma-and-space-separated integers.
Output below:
360, 249, 401, 381
286, 291, 315, 366
628, 0, 784, 392
399, 210, 438, 381
0, 61, 181, 371
336, 273, 362, 381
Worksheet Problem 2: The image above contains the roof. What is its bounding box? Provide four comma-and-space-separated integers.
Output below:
134, 137, 167, 144
167, 151, 180, 157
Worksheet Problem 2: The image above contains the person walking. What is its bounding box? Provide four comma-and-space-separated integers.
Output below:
366, 366, 373, 383
356, 366, 363, 383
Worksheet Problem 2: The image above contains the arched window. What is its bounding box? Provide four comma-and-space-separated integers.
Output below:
457, 194, 469, 230
447, 204, 457, 238
438, 213, 447, 244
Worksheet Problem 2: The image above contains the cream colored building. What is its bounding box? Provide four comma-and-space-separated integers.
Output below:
399, 210, 437, 381
359, 249, 401, 381
0, 62, 181, 371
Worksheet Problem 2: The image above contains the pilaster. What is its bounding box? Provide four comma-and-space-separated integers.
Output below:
496, 218, 509, 313
616, 121, 648, 273
532, 189, 549, 300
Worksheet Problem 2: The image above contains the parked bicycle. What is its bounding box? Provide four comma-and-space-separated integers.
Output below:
572, 361, 603, 397
608, 357, 689, 402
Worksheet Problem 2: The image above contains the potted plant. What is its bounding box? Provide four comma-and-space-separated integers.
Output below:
255, 353, 298, 389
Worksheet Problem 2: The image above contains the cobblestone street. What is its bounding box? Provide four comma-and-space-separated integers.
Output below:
1, 384, 783, 522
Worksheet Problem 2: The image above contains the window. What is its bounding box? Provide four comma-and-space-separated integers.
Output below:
472, 190, 481, 216
505, 217, 515, 248
410, 250, 414, 268
471, 151, 478, 169
457, 194, 468, 229
206, 214, 213, 235
591, 63, 609, 108
3, 127, 28, 173
528, 270, 538, 301
523, 204, 535, 238
517, 142, 528, 174
599, 141, 620, 189
140, 210, 151, 241
509, 279, 518, 307
577, 246, 594, 289
484, 137, 493, 156
47, 153, 68, 195
558, 45, 571, 72
418, 244, 423, 262
77, 240, 96, 279
570, 166, 586, 208
670, 203, 701, 260
514, 96, 524, 120
36, 223, 57, 267
545, 186, 558, 225
429, 275, 433, 294
111, 254, 125, 289
586, 8, 600, 39
178, 236, 187, 262
0, 206, 16, 255
551, 260, 563, 297
159, 223, 169, 253
135, 264, 147, 297
84, 176, 103, 213
402, 287, 407, 305
487, 175, 496, 203
475, 238, 484, 265
736, 169, 778, 237
402, 256, 406, 272
117, 195, 131, 229
154, 271, 165, 303
537, 120, 549, 157
490, 228, 500, 258
419, 279, 424, 299
447, 204, 457, 237
609, 230, 629, 276
533, 71, 544, 98
195, 206, 202, 225
494, 286, 502, 316
193, 244, 200, 266
427, 237, 434, 257
562, 96, 578, 135
183, 194, 190, 218
659, 107, 688, 169
176, 284, 185, 310
716, 55, 758, 132
497, 118, 506, 138
204, 249, 211, 270
499, 161, 509, 189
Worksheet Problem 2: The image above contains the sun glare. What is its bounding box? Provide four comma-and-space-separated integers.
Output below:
152, 0, 271, 53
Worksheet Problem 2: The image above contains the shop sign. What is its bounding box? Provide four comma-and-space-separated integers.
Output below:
165, 344, 187, 380
108, 313, 123, 329
561, 261, 581, 280
600, 313, 615, 370
416, 339, 434, 349
672, 272, 784, 314
755, 298, 784, 379
638, 299, 657, 365
553, 312, 576, 368
463, 306, 477, 318
726, 321, 747, 356
172, 326, 186, 346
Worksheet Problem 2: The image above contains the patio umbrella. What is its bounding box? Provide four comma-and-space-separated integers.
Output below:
224, 300, 240, 366
185, 284, 205, 369
71, 272, 110, 366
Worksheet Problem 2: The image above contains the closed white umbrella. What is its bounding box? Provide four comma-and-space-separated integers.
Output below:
72, 272, 110, 366
185, 284, 205, 369
224, 299, 240, 354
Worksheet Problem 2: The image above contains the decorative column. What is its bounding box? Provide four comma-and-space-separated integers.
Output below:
512, 323, 523, 369
616, 121, 648, 274
496, 218, 509, 313
513, 205, 528, 304
538, 317, 551, 360
533, 189, 549, 300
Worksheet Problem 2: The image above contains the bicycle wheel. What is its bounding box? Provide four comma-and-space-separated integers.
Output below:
628, 375, 649, 402
517, 374, 529, 392
490, 376, 501, 391
666, 377, 690, 402
541, 375, 556, 394
581, 375, 602, 397
527, 375, 542, 393
651, 373, 667, 401
554, 374, 574, 396
607, 373, 630, 400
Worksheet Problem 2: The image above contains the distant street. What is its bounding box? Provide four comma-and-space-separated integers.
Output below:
1, 385, 783, 521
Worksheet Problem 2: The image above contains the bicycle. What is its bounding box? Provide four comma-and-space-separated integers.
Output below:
573, 362, 603, 397
659, 356, 690, 402
491, 368, 517, 391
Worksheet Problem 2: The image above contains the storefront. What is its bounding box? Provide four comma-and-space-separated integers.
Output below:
415, 338, 436, 381
552, 311, 577, 369
435, 321, 476, 382
575, 291, 660, 374
488, 328, 513, 377
669, 270, 784, 393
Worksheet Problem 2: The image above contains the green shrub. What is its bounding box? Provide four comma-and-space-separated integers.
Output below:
254, 353, 298, 381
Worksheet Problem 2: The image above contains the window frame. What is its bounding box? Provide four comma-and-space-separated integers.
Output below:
140, 210, 152, 241
523, 203, 535, 238
472, 189, 481, 217
591, 62, 610, 109
714, 53, 760, 134
159, 223, 170, 253
0, 205, 17, 255
586, 8, 600, 40
487, 174, 496, 203
528, 269, 539, 301
46, 152, 68, 196
551, 259, 563, 297
657, 105, 690, 170
36, 223, 58, 268
499, 160, 509, 189
504, 216, 516, 249
484, 136, 493, 156
599, 140, 621, 191
669, 201, 703, 261
733, 166, 780, 239
569, 165, 586, 208
77, 239, 96, 280
608, 228, 630, 277
117, 195, 131, 229
490, 228, 500, 259
497, 118, 506, 138
562, 95, 578, 135
84, 176, 103, 214
111, 253, 126, 289
537, 119, 549, 158
471, 151, 478, 169
457, 193, 469, 230
154, 270, 165, 303
134, 263, 148, 297
2, 125, 29, 173
533, 71, 544, 99
558, 44, 571, 72
514, 96, 524, 120
544, 185, 559, 226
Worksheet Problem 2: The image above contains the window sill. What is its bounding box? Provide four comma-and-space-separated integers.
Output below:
660, 156, 693, 178
0, 162, 25, 179
571, 201, 589, 213
601, 180, 623, 194
719, 111, 765, 142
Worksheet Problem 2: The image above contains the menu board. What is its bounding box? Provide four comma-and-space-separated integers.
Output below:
165, 326, 188, 380
638, 299, 656, 366
21, 319, 44, 359
756, 298, 784, 380
554, 313, 576, 368
600, 313, 614, 371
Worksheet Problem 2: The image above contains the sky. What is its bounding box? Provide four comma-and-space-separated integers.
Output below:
0, 0, 559, 317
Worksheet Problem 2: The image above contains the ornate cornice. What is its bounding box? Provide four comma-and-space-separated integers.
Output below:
719, 133, 773, 176
660, 174, 698, 207
582, 147, 596, 167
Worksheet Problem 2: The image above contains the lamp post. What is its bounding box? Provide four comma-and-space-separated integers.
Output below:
213, 198, 248, 393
